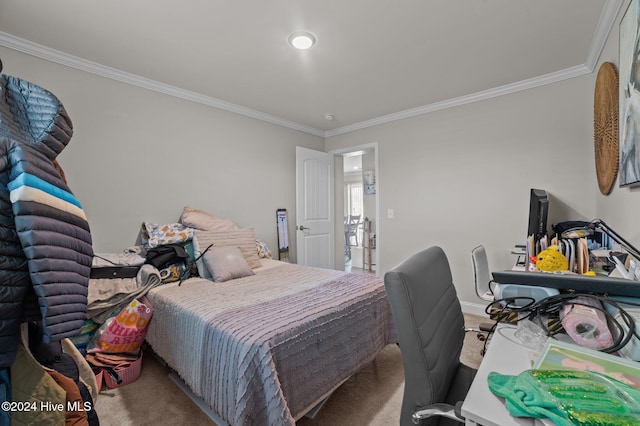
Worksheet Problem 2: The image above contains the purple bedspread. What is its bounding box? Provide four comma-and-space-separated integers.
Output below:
146, 262, 396, 425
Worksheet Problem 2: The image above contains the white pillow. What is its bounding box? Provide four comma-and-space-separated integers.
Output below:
202, 246, 254, 282
193, 228, 262, 279
179, 206, 238, 231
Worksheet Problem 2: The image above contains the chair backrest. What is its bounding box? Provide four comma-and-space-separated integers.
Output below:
471, 245, 493, 301
384, 246, 466, 426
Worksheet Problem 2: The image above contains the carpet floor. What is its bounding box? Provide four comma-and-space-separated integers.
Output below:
93, 313, 488, 426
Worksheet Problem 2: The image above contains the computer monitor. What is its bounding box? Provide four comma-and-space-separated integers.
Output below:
527, 188, 549, 240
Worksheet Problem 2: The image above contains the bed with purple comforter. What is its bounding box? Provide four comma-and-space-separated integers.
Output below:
144, 259, 396, 425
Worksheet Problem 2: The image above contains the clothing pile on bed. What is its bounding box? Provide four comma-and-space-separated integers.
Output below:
80, 206, 273, 392
84, 205, 273, 330
131, 205, 273, 286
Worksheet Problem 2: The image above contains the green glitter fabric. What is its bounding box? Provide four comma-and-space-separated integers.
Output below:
487, 369, 640, 425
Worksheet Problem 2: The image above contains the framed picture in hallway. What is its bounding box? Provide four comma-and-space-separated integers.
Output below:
363, 170, 376, 194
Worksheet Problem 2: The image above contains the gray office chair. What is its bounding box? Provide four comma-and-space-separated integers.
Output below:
384, 246, 477, 425
471, 245, 496, 336
471, 245, 494, 302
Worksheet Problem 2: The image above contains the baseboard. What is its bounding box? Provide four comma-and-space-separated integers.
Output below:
460, 301, 491, 317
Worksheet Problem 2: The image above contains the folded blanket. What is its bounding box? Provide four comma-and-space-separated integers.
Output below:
92, 247, 146, 268
87, 265, 161, 323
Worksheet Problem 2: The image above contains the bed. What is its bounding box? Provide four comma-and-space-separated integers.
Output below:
144, 258, 396, 426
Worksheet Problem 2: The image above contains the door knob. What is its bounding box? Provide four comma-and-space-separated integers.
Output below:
298, 226, 310, 231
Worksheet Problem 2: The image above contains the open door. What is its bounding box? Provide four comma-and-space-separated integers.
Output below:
296, 147, 334, 268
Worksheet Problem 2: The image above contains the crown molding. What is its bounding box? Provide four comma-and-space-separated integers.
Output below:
0, 31, 325, 138
0, 0, 621, 140
324, 64, 591, 137
326, 0, 622, 138
584, 0, 624, 71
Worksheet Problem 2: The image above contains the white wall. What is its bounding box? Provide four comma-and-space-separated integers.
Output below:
0, 46, 325, 259
326, 75, 598, 310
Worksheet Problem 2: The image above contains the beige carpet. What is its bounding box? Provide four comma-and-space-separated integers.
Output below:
94, 313, 487, 426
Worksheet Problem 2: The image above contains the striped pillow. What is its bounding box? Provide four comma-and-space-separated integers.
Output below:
193, 228, 262, 278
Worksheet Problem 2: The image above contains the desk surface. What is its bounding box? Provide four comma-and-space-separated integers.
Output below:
461, 326, 550, 426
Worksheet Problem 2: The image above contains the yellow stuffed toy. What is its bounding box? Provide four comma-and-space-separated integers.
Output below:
536, 246, 569, 272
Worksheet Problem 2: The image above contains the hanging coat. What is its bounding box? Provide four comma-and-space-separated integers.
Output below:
0, 74, 93, 368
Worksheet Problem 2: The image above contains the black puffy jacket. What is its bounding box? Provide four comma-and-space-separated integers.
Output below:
0, 74, 93, 368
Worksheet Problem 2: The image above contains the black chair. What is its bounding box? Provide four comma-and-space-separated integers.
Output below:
384, 246, 477, 425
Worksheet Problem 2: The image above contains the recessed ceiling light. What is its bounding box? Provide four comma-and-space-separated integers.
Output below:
323, 113, 334, 121
288, 32, 316, 50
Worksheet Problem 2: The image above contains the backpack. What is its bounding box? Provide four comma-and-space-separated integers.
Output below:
145, 244, 190, 271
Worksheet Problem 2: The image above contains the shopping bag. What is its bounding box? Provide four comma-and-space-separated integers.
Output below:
87, 297, 153, 354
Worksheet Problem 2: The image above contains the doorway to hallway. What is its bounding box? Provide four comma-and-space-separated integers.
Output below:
333, 143, 379, 275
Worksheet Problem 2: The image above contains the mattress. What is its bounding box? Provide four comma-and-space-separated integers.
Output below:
145, 260, 396, 425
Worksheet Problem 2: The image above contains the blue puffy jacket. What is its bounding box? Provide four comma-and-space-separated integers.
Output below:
0, 74, 93, 368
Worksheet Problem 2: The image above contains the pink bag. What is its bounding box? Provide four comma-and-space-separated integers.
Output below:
87, 297, 153, 354
87, 351, 143, 389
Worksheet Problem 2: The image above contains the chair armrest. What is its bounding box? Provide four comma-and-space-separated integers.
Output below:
412, 402, 465, 424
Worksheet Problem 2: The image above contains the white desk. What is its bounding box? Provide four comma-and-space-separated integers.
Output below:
461, 326, 551, 426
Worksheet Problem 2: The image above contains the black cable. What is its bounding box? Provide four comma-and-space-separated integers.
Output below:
483, 292, 639, 355
178, 243, 213, 286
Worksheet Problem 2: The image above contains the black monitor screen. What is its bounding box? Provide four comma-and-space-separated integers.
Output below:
527, 188, 549, 240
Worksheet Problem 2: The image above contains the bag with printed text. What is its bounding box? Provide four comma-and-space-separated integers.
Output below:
87, 297, 153, 355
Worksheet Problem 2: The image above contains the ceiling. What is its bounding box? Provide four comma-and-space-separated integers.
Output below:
0, 0, 622, 137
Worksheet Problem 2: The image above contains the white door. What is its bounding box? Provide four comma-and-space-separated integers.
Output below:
296, 147, 335, 268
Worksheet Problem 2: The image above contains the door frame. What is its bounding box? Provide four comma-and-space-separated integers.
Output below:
329, 142, 380, 276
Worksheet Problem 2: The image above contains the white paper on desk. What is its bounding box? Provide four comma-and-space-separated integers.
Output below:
591, 248, 611, 257
609, 267, 627, 279
612, 257, 631, 279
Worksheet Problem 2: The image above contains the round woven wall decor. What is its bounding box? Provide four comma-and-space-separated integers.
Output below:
594, 62, 619, 195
